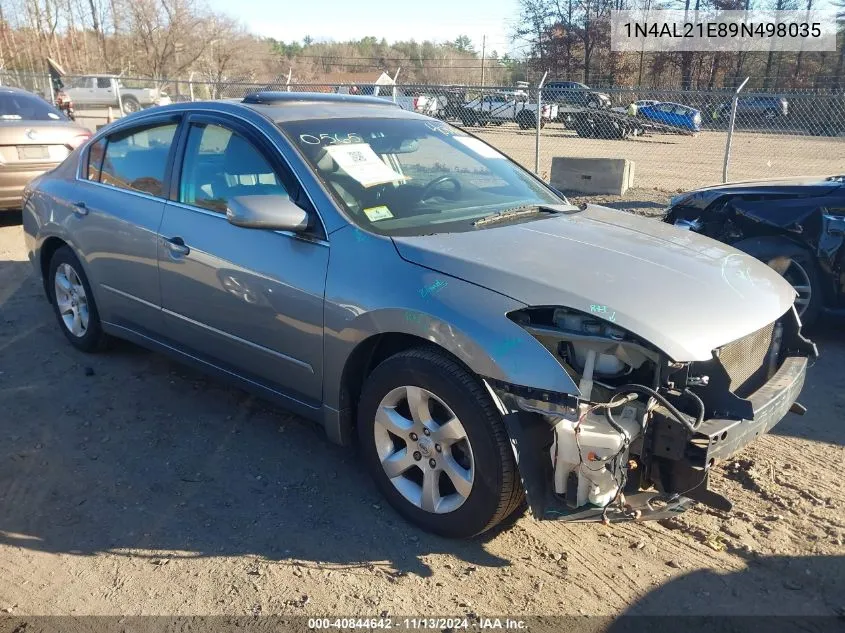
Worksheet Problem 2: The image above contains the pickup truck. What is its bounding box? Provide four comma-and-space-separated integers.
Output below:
460, 93, 558, 129
63, 75, 171, 114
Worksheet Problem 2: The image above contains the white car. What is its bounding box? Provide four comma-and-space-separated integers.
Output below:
461, 93, 558, 129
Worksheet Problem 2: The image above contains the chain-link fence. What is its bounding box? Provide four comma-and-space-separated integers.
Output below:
2, 70, 843, 193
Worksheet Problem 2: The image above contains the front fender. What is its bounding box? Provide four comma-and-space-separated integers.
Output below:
341, 304, 577, 392
321, 226, 579, 441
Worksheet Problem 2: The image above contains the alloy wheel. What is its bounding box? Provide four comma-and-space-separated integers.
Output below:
373, 385, 475, 514
54, 263, 89, 337
770, 256, 812, 317
782, 260, 812, 316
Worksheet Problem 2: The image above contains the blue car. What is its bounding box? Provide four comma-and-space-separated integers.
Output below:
638, 102, 701, 132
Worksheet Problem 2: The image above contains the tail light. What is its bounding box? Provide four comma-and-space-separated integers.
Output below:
66, 133, 92, 151
413, 97, 419, 110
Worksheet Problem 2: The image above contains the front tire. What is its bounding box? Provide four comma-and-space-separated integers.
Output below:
733, 237, 822, 327
48, 246, 108, 352
357, 347, 523, 537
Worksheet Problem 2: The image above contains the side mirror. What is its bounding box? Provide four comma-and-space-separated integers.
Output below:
226, 194, 310, 232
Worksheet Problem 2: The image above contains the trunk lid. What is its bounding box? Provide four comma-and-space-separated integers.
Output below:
0, 120, 89, 166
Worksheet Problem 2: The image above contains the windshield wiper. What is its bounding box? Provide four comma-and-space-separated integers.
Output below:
472, 204, 579, 228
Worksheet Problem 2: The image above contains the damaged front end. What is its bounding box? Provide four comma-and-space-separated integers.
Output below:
487, 305, 817, 523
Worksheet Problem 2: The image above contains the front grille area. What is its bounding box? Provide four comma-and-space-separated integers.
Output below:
717, 321, 777, 397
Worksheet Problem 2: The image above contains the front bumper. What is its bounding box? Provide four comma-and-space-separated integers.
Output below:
688, 355, 806, 466
503, 354, 809, 523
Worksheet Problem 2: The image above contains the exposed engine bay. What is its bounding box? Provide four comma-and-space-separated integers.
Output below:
489, 305, 817, 523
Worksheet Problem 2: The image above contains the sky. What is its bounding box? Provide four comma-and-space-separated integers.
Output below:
207, 0, 521, 57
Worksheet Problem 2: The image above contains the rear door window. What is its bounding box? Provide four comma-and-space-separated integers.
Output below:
96, 122, 178, 197
87, 139, 107, 181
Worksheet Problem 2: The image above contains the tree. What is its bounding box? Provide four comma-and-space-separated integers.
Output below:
763, 0, 797, 88
453, 35, 475, 54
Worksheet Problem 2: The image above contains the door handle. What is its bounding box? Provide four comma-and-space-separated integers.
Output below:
165, 236, 190, 256
72, 201, 88, 217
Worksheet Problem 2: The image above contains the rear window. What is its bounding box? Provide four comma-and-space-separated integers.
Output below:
96, 123, 178, 197
0, 92, 66, 121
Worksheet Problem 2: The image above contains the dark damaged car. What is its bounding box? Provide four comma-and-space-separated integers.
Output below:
665, 176, 845, 326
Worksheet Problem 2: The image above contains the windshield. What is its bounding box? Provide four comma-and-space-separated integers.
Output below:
279, 117, 564, 236
0, 92, 66, 121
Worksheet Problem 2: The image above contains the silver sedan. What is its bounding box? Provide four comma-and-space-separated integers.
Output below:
22, 93, 815, 537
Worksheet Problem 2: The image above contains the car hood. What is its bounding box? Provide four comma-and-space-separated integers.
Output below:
671, 176, 843, 211
392, 205, 796, 361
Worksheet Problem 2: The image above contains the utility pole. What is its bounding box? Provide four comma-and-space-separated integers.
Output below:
480, 35, 486, 89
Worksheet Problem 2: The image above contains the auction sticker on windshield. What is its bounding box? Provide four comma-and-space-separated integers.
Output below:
324, 143, 408, 187
363, 206, 394, 221
453, 136, 505, 159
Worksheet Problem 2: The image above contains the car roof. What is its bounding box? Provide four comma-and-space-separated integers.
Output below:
0, 86, 40, 96
128, 92, 430, 124
242, 91, 398, 108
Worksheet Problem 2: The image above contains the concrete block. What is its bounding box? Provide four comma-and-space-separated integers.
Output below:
550, 157, 635, 195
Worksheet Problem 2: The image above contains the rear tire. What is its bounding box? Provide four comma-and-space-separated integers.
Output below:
48, 246, 109, 352
357, 347, 524, 538
732, 236, 822, 327
121, 96, 141, 114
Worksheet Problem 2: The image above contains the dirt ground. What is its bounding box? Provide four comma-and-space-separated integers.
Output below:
0, 202, 843, 621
